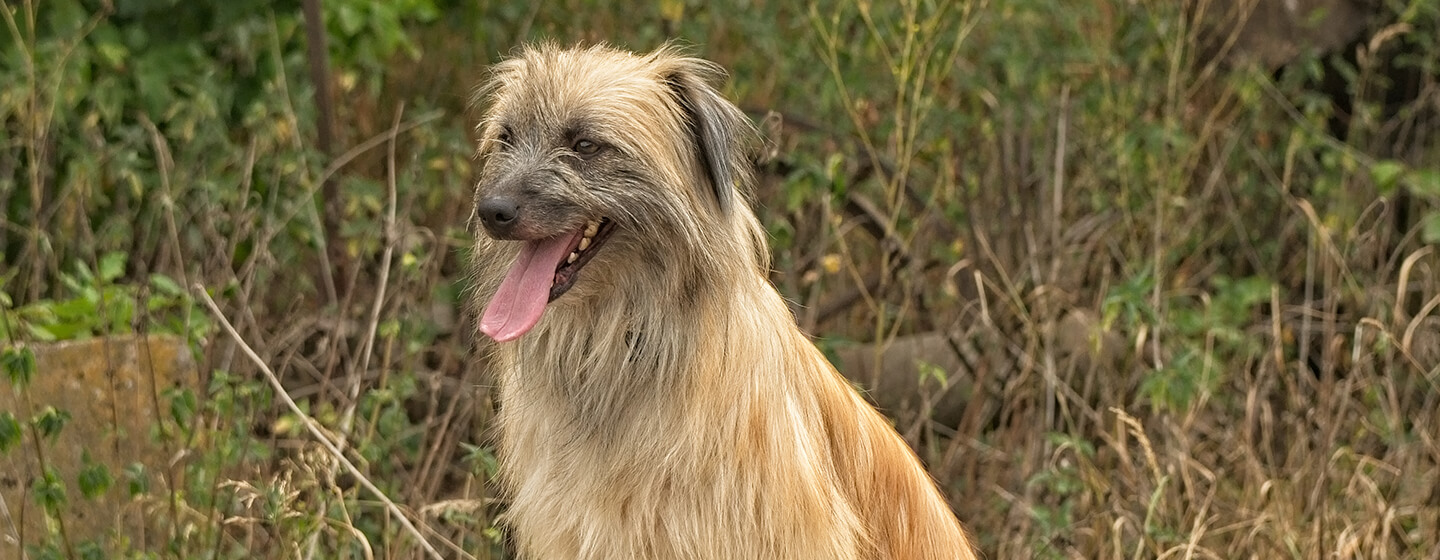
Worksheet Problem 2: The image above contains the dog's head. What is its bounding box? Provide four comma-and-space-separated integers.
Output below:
469, 43, 764, 342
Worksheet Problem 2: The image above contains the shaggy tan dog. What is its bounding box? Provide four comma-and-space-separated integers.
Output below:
469, 43, 978, 560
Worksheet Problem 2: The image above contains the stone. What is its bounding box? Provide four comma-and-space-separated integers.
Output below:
0, 335, 194, 554
1202, 0, 1372, 69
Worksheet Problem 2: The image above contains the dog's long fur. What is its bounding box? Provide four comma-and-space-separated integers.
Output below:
469, 43, 978, 560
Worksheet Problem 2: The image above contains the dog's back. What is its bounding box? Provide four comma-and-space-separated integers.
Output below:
471, 43, 977, 560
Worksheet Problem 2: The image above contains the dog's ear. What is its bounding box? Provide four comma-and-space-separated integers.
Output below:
663, 62, 752, 215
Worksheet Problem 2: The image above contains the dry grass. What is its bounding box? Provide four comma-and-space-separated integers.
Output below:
773, 1, 1440, 558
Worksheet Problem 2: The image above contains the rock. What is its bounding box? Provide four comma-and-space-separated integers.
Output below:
831, 312, 1125, 429
831, 332, 971, 428
0, 335, 195, 554
1201, 0, 1373, 69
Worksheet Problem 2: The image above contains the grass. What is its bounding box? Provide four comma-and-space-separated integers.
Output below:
3, 0, 1439, 558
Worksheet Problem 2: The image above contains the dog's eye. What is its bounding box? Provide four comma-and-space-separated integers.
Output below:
572, 139, 602, 157
495, 127, 513, 150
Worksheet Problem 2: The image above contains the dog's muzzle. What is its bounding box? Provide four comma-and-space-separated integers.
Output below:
476, 195, 523, 240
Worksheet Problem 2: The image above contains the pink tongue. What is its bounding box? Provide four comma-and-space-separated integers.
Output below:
480, 235, 575, 342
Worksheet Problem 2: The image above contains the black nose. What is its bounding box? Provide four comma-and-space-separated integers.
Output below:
476, 196, 521, 238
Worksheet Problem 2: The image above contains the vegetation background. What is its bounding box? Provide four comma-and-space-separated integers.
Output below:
3, 0, 1439, 558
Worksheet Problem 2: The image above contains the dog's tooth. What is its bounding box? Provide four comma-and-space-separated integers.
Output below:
578, 237, 591, 251
567, 252, 578, 264
585, 222, 599, 237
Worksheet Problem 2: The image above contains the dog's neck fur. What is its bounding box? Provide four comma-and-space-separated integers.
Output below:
495, 229, 776, 432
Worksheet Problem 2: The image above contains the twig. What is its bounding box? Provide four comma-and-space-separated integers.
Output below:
301, 0, 341, 287
262, 12, 338, 313
1045, 84, 1070, 435
338, 103, 405, 448
194, 287, 445, 560
0, 489, 20, 560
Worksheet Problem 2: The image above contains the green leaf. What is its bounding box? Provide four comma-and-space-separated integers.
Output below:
1407, 169, 1440, 199
95, 40, 129, 69
2, 346, 36, 388
1422, 213, 1440, 245
106, 291, 136, 333
0, 411, 21, 453
1370, 160, 1405, 195
99, 251, 127, 283
461, 442, 500, 478
336, 3, 364, 36
125, 462, 150, 497
33, 407, 71, 440
917, 360, 948, 387
1231, 277, 1273, 305
33, 467, 67, 514
659, 0, 685, 22
23, 323, 58, 342
78, 453, 113, 500
824, 152, 848, 196
149, 273, 184, 297
168, 387, 197, 432
78, 541, 106, 560
66, 261, 94, 290
51, 296, 98, 323
1045, 431, 1097, 457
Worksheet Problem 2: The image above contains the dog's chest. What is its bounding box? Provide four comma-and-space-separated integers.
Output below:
500, 410, 737, 558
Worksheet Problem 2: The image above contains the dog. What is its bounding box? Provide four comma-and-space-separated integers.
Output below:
468, 43, 978, 560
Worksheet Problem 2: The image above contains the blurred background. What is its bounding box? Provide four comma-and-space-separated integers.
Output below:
2, 0, 1439, 558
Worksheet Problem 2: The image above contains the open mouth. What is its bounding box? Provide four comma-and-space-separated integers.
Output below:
479, 217, 617, 342
550, 217, 616, 301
